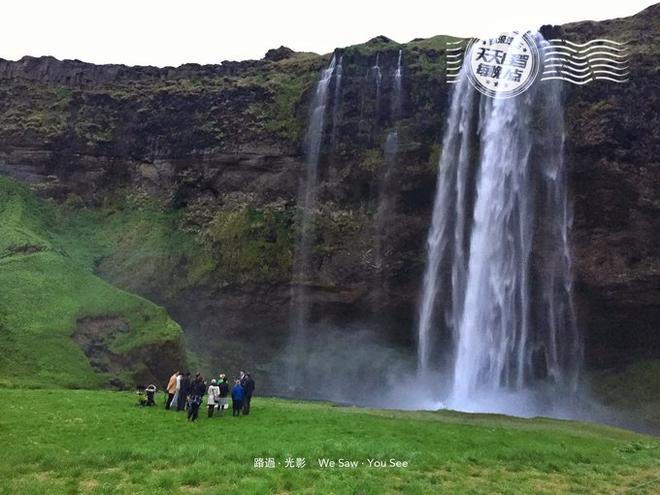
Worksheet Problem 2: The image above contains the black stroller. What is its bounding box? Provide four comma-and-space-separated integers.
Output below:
136, 384, 157, 406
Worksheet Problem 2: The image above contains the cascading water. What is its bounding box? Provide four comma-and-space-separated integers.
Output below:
374, 50, 404, 274
331, 55, 343, 146
391, 50, 403, 120
416, 62, 476, 379
373, 131, 399, 274
417, 35, 581, 416
530, 72, 582, 397
286, 55, 338, 388
372, 54, 382, 116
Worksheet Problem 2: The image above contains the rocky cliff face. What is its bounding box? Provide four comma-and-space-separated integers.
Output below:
560, 8, 660, 367
0, 5, 657, 388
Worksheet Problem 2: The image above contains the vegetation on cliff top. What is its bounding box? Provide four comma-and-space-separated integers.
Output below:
0, 30, 463, 151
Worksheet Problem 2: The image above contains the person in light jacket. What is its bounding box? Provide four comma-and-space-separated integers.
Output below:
207, 379, 220, 418
170, 371, 183, 410
165, 371, 179, 410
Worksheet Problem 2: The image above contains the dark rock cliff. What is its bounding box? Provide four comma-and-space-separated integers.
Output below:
0, 5, 657, 387
560, 7, 660, 366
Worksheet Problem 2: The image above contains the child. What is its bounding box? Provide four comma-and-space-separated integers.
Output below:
231, 379, 245, 417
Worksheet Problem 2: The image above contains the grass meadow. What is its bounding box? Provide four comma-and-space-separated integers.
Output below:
0, 389, 658, 494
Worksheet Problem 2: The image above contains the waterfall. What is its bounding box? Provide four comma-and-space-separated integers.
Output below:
372, 54, 382, 117
417, 35, 581, 415
391, 49, 403, 120
533, 75, 582, 396
331, 55, 343, 146
417, 63, 476, 378
286, 55, 338, 388
373, 130, 399, 273
374, 51, 404, 274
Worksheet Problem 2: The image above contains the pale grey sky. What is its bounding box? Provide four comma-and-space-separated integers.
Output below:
0, 0, 655, 67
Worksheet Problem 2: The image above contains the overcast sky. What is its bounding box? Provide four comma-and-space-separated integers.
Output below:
0, 0, 654, 67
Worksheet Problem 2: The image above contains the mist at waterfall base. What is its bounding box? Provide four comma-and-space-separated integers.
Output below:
278, 43, 648, 431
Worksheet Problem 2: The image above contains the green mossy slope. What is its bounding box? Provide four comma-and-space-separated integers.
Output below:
0, 178, 184, 388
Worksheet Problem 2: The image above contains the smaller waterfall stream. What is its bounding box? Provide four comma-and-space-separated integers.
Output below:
331, 55, 343, 146
372, 54, 382, 117
374, 51, 404, 274
286, 56, 338, 388
391, 50, 403, 120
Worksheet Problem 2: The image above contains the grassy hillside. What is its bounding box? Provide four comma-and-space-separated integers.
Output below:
0, 390, 658, 494
0, 178, 184, 388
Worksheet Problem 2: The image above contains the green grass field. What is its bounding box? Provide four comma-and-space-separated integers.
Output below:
0, 390, 658, 494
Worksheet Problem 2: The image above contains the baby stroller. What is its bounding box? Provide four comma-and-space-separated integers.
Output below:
136, 384, 157, 406
145, 384, 157, 406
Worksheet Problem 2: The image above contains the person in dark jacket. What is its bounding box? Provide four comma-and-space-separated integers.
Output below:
242, 373, 255, 415
231, 379, 245, 417
217, 375, 229, 415
187, 374, 206, 422
177, 372, 191, 411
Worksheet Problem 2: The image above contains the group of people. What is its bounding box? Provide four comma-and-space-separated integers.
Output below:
164, 370, 255, 422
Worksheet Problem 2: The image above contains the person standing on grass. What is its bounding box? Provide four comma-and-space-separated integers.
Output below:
242, 372, 255, 415
170, 371, 183, 410
217, 375, 229, 415
178, 372, 191, 411
231, 379, 245, 417
187, 373, 206, 422
207, 379, 220, 418
165, 371, 179, 410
